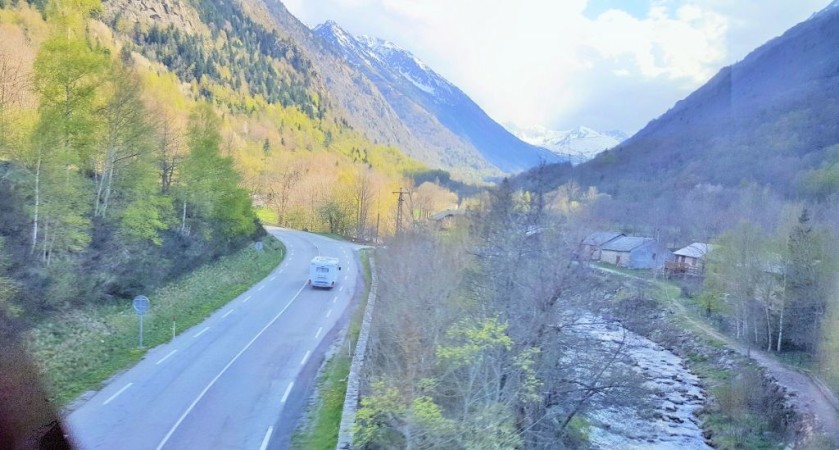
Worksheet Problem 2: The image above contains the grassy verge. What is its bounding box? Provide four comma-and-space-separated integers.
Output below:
293, 249, 372, 449
314, 231, 347, 241
27, 236, 285, 406
255, 207, 278, 225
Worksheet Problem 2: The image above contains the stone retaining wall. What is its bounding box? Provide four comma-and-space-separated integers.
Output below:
336, 257, 377, 449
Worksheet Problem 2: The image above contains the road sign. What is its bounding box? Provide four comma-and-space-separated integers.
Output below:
133, 295, 150, 315
133, 295, 150, 348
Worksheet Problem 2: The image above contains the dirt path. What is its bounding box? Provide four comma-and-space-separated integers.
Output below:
594, 265, 839, 444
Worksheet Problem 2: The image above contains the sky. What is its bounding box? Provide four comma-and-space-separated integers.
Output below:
282, 0, 831, 135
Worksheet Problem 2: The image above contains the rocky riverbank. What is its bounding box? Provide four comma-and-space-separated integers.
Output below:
573, 315, 710, 448
597, 275, 807, 448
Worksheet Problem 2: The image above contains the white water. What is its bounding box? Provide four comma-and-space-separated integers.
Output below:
576, 317, 710, 449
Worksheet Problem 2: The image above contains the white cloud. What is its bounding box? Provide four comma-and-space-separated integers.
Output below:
282, 0, 831, 134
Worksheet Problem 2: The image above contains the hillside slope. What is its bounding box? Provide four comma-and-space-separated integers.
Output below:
250, 0, 503, 176
314, 21, 563, 174
522, 2, 839, 200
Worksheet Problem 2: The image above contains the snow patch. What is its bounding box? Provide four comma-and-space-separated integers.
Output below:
511, 124, 626, 163
399, 70, 436, 94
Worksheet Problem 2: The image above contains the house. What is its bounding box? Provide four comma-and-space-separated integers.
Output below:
430, 209, 465, 230
668, 242, 713, 275
600, 236, 673, 269
579, 232, 624, 261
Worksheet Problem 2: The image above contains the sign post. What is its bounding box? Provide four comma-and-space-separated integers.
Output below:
133, 295, 150, 348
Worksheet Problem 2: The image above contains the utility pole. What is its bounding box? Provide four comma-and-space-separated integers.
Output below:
393, 189, 406, 235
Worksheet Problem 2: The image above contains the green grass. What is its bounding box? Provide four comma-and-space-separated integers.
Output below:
293, 248, 372, 449
27, 236, 285, 406
255, 207, 278, 225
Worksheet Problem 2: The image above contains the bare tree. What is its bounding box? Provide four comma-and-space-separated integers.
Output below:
352, 166, 374, 240
0, 50, 29, 155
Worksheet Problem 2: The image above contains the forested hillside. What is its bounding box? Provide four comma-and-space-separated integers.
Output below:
516, 3, 839, 205
504, 2, 839, 426
0, 0, 453, 320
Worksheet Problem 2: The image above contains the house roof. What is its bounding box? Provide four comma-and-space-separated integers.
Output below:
601, 236, 653, 252
674, 243, 712, 259
581, 231, 624, 246
430, 209, 464, 221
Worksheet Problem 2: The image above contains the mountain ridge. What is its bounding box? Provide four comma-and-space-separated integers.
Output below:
518, 3, 839, 202
314, 20, 564, 174
511, 125, 627, 164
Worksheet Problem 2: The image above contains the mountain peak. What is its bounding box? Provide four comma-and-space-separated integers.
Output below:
314, 20, 563, 173
511, 125, 624, 164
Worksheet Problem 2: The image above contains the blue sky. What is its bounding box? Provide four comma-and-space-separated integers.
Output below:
284, 1, 830, 135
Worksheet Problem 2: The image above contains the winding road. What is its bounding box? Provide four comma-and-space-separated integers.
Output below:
66, 228, 364, 449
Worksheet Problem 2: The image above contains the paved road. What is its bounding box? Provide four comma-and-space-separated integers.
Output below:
66, 228, 363, 450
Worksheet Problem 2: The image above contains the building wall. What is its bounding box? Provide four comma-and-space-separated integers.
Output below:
580, 244, 602, 260
600, 249, 629, 267
628, 241, 673, 269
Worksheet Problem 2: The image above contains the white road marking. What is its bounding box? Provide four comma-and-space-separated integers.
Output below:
344, 275, 348, 281
243, 295, 252, 303
339, 286, 344, 292
281, 382, 294, 403
332, 296, 338, 304
259, 426, 273, 450
222, 309, 235, 318
270, 276, 276, 281
194, 327, 210, 338
103, 383, 133, 405
326, 309, 333, 318
315, 327, 323, 339
156, 283, 308, 450
156, 350, 178, 365
300, 350, 311, 366
257, 284, 265, 291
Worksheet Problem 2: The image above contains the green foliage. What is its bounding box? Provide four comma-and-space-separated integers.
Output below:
437, 317, 513, 367
125, 0, 320, 116
180, 103, 256, 244
118, 195, 170, 245
254, 207, 278, 226
27, 236, 284, 405
801, 146, 839, 198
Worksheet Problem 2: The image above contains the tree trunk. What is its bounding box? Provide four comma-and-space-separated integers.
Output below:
180, 200, 187, 234
777, 303, 785, 353
764, 304, 773, 352
30, 155, 41, 255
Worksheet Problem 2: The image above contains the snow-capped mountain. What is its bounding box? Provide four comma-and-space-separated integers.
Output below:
512, 125, 627, 164
315, 21, 563, 173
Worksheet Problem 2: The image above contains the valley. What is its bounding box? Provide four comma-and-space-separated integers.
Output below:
2, 0, 839, 449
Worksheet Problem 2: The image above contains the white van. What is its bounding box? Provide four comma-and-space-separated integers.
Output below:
309, 256, 341, 289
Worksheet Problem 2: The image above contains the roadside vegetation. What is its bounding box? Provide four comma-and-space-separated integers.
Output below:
351, 183, 648, 448
293, 249, 372, 449
27, 236, 283, 406
0, 0, 456, 411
